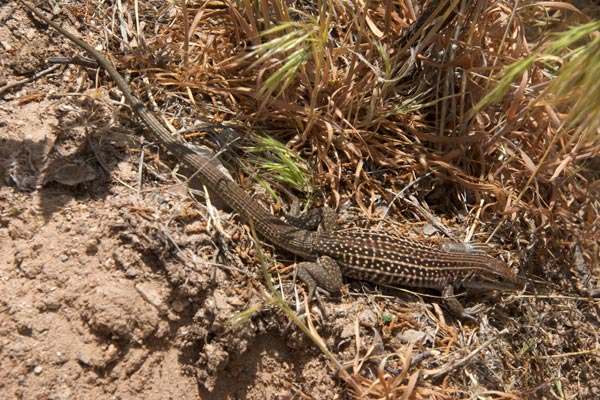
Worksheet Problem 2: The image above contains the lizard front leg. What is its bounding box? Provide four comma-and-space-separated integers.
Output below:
285, 207, 338, 233
442, 285, 478, 322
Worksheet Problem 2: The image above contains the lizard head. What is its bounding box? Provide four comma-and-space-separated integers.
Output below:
462, 257, 525, 292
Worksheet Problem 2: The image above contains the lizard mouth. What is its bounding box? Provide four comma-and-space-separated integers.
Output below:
463, 275, 525, 292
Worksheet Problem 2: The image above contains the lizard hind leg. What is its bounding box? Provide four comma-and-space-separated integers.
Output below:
296, 256, 344, 302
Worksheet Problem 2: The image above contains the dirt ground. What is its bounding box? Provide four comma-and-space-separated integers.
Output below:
1, 2, 599, 399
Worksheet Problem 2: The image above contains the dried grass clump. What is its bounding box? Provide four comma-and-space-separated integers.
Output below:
144, 1, 598, 232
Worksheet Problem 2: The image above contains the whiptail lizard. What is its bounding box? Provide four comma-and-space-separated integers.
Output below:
19, 1, 523, 316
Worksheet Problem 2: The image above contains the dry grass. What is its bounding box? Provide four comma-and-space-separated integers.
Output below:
33, 0, 600, 398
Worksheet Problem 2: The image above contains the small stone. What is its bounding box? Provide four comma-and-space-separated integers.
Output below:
423, 223, 438, 236
171, 298, 189, 313
396, 328, 429, 344
85, 242, 99, 255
